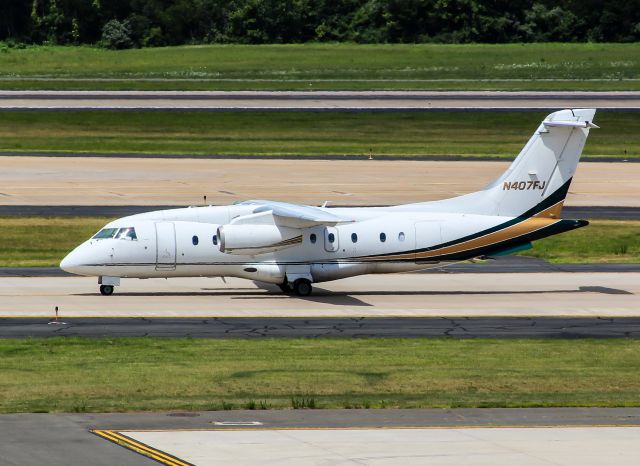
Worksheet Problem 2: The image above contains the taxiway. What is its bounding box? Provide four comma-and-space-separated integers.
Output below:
3, 409, 640, 466
0, 157, 638, 207
1, 273, 637, 318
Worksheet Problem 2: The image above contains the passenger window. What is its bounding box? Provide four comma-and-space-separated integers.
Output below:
310, 233, 317, 244
192, 235, 199, 246
351, 233, 358, 243
398, 232, 406, 242
212, 235, 218, 245
379, 232, 386, 242
328, 233, 335, 243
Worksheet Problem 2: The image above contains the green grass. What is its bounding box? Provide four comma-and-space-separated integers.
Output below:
519, 220, 640, 263
1, 337, 639, 413
0, 218, 637, 267
0, 111, 637, 159
0, 217, 108, 267
0, 43, 639, 90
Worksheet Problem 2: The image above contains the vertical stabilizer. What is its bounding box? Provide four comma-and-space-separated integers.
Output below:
482, 108, 597, 218
415, 109, 598, 218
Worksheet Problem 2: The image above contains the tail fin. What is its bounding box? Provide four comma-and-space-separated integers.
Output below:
482, 108, 597, 218
422, 109, 598, 218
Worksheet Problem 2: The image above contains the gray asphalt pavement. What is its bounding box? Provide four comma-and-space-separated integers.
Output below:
3, 317, 640, 338
2, 408, 640, 466
2, 90, 640, 110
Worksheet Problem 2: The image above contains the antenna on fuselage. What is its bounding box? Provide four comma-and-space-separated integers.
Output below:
203, 195, 207, 205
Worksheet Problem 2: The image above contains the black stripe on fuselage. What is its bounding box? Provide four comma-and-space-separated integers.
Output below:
353, 177, 575, 261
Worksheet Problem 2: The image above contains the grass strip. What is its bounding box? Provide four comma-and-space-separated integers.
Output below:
0, 218, 637, 267
1, 337, 639, 413
0, 111, 637, 159
0, 217, 108, 267
0, 43, 639, 91
519, 220, 640, 263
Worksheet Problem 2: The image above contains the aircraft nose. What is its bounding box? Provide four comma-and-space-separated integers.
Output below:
60, 247, 83, 274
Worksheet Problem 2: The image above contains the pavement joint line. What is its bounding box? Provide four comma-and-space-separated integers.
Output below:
113, 424, 640, 432
92, 429, 192, 466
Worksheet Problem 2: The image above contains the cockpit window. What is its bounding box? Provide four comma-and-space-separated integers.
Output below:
93, 227, 137, 240
92, 228, 118, 239
115, 227, 137, 241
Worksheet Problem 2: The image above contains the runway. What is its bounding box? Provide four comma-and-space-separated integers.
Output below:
2, 90, 640, 110
1, 273, 638, 318
2, 409, 640, 466
1, 157, 638, 207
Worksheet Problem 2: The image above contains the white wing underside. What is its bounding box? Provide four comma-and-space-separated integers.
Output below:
233, 200, 354, 228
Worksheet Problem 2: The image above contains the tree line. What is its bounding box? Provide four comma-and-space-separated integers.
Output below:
1, 0, 639, 48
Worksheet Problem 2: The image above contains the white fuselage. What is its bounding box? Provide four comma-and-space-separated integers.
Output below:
60, 203, 514, 285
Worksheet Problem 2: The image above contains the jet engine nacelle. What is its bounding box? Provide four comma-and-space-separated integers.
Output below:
217, 224, 303, 255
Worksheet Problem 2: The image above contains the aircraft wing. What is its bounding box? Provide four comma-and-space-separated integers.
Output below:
237, 200, 353, 228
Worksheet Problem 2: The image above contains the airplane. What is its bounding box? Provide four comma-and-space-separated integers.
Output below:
60, 108, 598, 297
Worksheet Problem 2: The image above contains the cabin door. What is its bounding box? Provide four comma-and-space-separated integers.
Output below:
155, 222, 177, 270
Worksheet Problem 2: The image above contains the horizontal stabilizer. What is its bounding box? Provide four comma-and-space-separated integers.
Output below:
542, 120, 599, 129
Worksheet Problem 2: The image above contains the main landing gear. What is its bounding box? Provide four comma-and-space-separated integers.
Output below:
279, 278, 313, 297
99, 285, 114, 296
293, 278, 312, 297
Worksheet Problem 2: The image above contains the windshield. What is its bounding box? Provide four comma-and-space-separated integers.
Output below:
92, 227, 137, 240
115, 227, 137, 240
92, 228, 118, 239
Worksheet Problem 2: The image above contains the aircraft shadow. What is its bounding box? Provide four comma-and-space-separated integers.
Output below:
75, 285, 631, 308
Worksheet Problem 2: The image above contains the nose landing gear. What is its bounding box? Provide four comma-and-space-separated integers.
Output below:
99, 285, 114, 296
98, 276, 120, 296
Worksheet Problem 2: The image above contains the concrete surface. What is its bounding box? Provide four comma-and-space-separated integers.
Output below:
0, 273, 637, 318
123, 426, 640, 465
0, 157, 638, 207
3, 408, 640, 466
3, 317, 640, 338
2, 90, 640, 110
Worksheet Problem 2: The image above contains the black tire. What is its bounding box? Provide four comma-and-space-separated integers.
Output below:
279, 282, 293, 294
100, 285, 114, 296
293, 279, 312, 297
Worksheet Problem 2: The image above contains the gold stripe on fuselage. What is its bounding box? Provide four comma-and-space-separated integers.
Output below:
533, 200, 564, 219
358, 217, 559, 262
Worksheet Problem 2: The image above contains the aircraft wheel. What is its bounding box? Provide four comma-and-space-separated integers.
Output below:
293, 279, 312, 297
100, 285, 114, 296
279, 282, 293, 294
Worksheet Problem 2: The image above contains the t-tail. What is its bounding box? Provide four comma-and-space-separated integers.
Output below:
426, 108, 598, 222
482, 108, 597, 219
